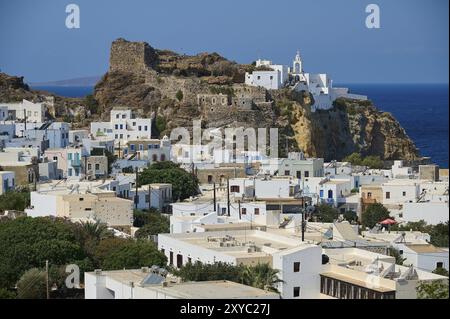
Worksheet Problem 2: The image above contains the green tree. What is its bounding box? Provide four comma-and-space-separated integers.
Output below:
101, 241, 167, 270
72, 220, 113, 259
429, 222, 449, 247
133, 210, 170, 238
84, 94, 99, 114
343, 153, 384, 169
171, 261, 243, 283
361, 155, 384, 169
139, 161, 199, 201
343, 210, 358, 223
92, 237, 131, 267
175, 90, 183, 101
0, 288, 16, 299
389, 248, 406, 265
155, 116, 167, 136
0, 217, 86, 288
133, 209, 169, 226
135, 223, 169, 239
416, 280, 449, 299
78, 220, 112, 242
391, 220, 428, 232
361, 203, 391, 229
432, 267, 449, 277
0, 190, 30, 212
240, 263, 282, 292
315, 204, 339, 223
16, 268, 47, 299
172, 262, 282, 292
343, 153, 363, 166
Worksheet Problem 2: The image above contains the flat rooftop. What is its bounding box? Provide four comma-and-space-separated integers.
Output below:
35, 179, 118, 195
160, 230, 315, 259
89, 269, 279, 299
150, 280, 279, 299
406, 244, 447, 254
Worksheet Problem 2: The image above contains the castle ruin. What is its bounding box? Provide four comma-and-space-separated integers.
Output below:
109, 38, 158, 73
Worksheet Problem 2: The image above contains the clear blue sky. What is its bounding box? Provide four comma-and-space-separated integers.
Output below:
0, 0, 448, 83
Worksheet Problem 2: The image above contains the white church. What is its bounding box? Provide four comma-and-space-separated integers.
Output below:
245, 51, 367, 111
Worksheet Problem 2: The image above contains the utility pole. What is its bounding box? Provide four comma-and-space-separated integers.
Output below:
134, 167, 139, 210
83, 155, 88, 180
191, 163, 196, 198
301, 209, 305, 242
33, 168, 37, 192
45, 260, 49, 299
227, 178, 230, 217
301, 196, 306, 242
24, 109, 27, 131
213, 182, 216, 212
148, 184, 152, 212
238, 200, 241, 219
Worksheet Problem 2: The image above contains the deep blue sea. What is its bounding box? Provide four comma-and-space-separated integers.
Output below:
31, 86, 94, 98
341, 84, 449, 168
32, 84, 449, 168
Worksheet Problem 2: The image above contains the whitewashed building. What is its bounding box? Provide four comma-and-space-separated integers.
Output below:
90, 108, 152, 144
25, 180, 133, 227
129, 183, 173, 212
321, 247, 447, 299
158, 230, 322, 299
0, 99, 46, 123
85, 268, 279, 299
245, 59, 289, 90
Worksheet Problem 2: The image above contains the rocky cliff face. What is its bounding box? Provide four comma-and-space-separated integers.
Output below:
0, 72, 33, 101
0, 72, 88, 127
93, 38, 419, 161
0, 38, 419, 161
279, 96, 419, 161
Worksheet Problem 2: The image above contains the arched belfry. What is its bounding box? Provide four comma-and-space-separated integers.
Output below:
293, 50, 302, 74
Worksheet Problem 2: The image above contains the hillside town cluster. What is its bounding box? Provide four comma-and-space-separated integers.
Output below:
0, 92, 448, 300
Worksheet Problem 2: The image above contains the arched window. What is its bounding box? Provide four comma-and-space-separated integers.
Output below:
160, 154, 166, 161
152, 154, 158, 162
327, 190, 333, 199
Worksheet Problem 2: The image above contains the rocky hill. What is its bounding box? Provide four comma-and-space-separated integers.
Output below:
0, 72, 92, 127
0, 38, 419, 161
93, 38, 418, 161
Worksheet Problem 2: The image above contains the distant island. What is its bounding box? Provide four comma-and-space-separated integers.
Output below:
30, 75, 101, 87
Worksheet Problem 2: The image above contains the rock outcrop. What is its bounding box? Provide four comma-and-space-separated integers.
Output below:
0, 72, 87, 127
93, 38, 419, 161
0, 38, 420, 162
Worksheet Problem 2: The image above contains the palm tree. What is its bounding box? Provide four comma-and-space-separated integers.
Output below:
240, 263, 283, 293
79, 220, 112, 241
